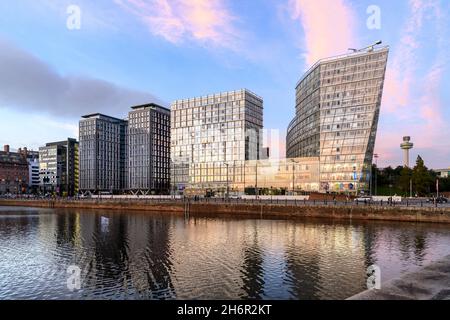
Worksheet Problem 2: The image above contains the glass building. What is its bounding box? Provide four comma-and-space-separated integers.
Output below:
286, 46, 389, 193
79, 114, 128, 194
182, 157, 320, 196
39, 138, 79, 196
171, 89, 263, 194
128, 103, 171, 194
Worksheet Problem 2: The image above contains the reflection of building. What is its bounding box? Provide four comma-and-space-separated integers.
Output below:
128, 103, 171, 194
286, 46, 389, 193
171, 89, 263, 194
0, 145, 29, 194
39, 138, 79, 196
79, 114, 128, 194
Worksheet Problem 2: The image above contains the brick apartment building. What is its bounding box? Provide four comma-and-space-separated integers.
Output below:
0, 145, 29, 194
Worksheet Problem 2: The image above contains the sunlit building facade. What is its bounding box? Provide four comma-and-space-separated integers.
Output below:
182, 157, 320, 196
287, 47, 389, 193
171, 89, 263, 194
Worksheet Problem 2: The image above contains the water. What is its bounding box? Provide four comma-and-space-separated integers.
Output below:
0, 206, 449, 300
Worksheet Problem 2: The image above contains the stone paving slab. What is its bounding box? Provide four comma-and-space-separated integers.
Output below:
348, 255, 450, 300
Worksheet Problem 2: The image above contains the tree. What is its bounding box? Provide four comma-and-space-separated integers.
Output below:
398, 166, 413, 196
412, 156, 432, 196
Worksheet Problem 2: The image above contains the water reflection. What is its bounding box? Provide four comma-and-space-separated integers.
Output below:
0, 206, 449, 300
240, 223, 264, 299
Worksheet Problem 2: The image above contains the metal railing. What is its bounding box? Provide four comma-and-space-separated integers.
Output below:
1, 196, 448, 210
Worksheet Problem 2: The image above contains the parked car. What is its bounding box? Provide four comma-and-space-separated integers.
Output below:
427, 197, 448, 204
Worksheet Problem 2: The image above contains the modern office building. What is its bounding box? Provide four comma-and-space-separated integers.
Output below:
286, 45, 389, 193
435, 168, 450, 178
128, 103, 171, 194
16, 147, 40, 193
171, 89, 263, 194
28, 158, 40, 192
39, 138, 79, 196
79, 114, 128, 194
0, 145, 29, 194
183, 156, 320, 196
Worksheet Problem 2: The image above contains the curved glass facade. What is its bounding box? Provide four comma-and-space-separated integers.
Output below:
287, 47, 389, 193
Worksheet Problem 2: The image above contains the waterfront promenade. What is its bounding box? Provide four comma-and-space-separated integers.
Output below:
349, 255, 450, 300
1, 197, 450, 224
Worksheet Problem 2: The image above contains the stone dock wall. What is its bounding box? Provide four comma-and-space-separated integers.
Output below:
1, 200, 450, 224
348, 255, 450, 300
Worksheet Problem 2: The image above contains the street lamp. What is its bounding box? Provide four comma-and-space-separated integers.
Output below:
223, 162, 229, 200
255, 160, 259, 198
291, 159, 298, 195
374, 154, 379, 196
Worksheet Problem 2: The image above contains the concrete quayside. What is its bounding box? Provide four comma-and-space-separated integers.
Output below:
348, 255, 450, 300
1, 198, 450, 224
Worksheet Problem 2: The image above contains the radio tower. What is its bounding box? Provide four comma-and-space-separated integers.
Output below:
400, 136, 414, 168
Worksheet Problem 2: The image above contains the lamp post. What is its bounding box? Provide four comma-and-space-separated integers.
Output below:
374, 154, 379, 196
291, 159, 298, 195
223, 162, 229, 200
255, 160, 259, 198
436, 177, 440, 199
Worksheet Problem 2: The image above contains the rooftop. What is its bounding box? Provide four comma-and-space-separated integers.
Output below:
296, 45, 390, 88
172, 88, 263, 105
81, 113, 127, 122
0, 151, 28, 165
130, 103, 170, 112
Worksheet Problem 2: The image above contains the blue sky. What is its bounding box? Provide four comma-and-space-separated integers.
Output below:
0, 0, 449, 168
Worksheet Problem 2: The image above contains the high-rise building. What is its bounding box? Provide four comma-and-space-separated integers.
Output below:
79, 114, 128, 194
28, 158, 40, 192
127, 103, 171, 194
171, 89, 263, 195
39, 138, 79, 196
286, 46, 389, 193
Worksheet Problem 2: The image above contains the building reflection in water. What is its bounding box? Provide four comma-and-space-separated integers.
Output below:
1, 207, 450, 300
239, 221, 265, 299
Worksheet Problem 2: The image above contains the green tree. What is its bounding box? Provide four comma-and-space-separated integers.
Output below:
412, 156, 432, 196
398, 166, 413, 196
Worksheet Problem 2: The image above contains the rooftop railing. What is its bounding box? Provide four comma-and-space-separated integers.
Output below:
295, 46, 390, 88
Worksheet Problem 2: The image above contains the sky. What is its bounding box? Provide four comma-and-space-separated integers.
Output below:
0, 0, 449, 168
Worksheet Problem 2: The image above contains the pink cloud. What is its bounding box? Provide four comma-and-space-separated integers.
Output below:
288, 0, 357, 66
382, 0, 431, 114
114, 0, 239, 49
373, 0, 449, 168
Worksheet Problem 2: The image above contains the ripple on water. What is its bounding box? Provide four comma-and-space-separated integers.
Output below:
0, 208, 450, 300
